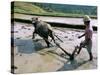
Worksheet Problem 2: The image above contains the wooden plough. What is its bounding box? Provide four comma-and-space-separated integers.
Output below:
43, 34, 79, 60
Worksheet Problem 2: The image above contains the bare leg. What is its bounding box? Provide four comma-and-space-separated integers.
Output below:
32, 31, 36, 39
44, 37, 50, 48
89, 52, 93, 61
49, 30, 55, 43
77, 43, 83, 54
87, 42, 93, 61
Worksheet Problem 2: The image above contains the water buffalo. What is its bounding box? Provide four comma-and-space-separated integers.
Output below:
31, 17, 55, 47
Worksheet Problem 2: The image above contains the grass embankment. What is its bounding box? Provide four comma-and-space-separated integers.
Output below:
12, 2, 97, 19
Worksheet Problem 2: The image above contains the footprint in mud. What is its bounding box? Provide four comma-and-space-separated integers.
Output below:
64, 36, 68, 38
69, 38, 74, 41
21, 26, 27, 29
75, 33, 80, 37
28, 28, 31, 30
72, 32, 74, 34
76, 33, 79, 36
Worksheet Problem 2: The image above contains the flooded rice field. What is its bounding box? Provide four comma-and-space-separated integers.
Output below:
15, 13, 98, 26
11, 22, 97, 74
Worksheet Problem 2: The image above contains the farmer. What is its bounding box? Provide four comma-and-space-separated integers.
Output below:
31, 17, 55, 47
77, 15, 93, 61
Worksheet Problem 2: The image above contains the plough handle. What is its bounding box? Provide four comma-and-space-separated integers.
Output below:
55, 42, 71, 57
44, 37, 71, 57
53, 34, 63, 42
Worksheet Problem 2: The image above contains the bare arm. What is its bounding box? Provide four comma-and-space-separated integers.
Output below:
78, 33, 85, 38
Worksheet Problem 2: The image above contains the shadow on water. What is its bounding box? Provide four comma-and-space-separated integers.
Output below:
41, 50, 89, 71
14, 39, 46, 54
57, 59, 89, 71
47, 50, 89, 71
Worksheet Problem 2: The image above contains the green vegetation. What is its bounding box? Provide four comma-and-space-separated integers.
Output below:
12, 2, 46, 14
34, 3, 97, 16
11, 1, 97, 18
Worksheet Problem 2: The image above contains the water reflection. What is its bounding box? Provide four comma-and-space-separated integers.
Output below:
14, 39, 46, 54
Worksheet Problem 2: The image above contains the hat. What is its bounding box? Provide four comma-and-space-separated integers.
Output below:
83, 15, 91, 22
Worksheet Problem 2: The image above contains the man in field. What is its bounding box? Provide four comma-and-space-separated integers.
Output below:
77, 15, 93, 61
